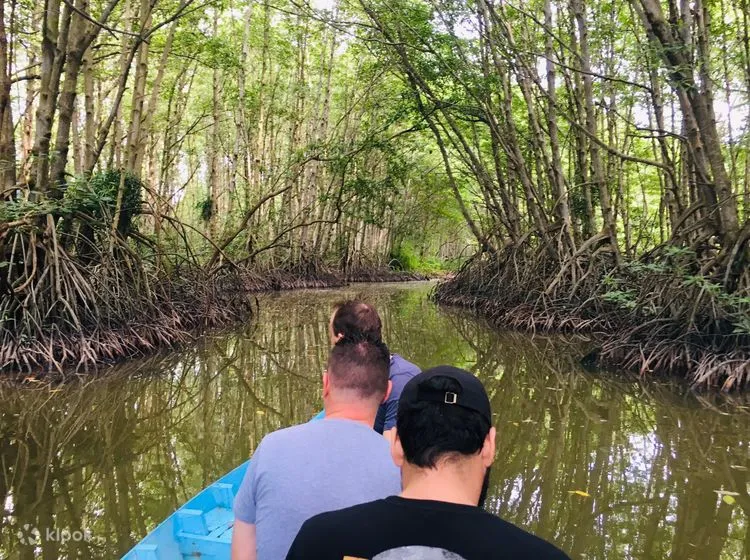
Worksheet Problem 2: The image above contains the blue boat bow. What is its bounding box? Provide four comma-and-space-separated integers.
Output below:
122, 412, 325, 559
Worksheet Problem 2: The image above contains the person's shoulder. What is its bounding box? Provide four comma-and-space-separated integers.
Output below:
270, 418, 387, 449
386, 355, 420, 404
342, 420, 394, 452
258, 421, 320, 450
389, 354, 420, 379
303, 499, 387, 532
288, 500, 386, 558
481, 513, 570, 558
390, 353, 420, 372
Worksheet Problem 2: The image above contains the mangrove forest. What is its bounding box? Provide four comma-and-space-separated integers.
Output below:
0, 0, 748, 387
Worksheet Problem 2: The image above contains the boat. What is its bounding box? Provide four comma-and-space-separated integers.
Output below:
122, 411, 326, 559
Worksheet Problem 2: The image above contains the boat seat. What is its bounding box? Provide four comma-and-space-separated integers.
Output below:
130, 544, 159, 560
176, 509, 209, 536
122, 415, 320, 559
210, 482, 234, 509
176, 511, 233, 557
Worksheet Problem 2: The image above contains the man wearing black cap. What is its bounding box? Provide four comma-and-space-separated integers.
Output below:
286, 365, 569, 560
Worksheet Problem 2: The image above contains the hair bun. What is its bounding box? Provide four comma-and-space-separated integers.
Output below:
334, 333, 390, 358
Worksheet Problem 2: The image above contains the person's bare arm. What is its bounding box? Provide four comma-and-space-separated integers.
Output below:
231, 519, 257, 560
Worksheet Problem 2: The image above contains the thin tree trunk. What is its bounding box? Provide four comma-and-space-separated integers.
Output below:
573, 0, 619, 258
82, 44, 95, 172
88, 31, 139, 175
49, 0, 103, 193
49, 0, 120, 192
31, 0, 71, 194
137, 19, 176, 175
544, 0, 574, 252
208, 7, 222, 240
0, 0, 16, 193
107, 0, 136, 171
739, 0, 750, 219
566, 2, 595, 239
71, 98, 82, 175
20, 57, 38, 181
125, 0, 154, 175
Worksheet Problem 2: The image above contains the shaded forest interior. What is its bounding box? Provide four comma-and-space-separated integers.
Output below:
0, 0, 748, 384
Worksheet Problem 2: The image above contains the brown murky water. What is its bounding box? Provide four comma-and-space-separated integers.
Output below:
1, 282, 749, 559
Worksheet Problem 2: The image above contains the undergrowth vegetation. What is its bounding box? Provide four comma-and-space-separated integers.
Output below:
435, 240, 750, 389
0, 171, 255, 374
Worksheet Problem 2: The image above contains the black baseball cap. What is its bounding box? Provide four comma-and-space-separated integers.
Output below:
399, 365, 492, 424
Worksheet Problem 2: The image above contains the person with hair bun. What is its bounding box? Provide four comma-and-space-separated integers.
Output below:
328, 300, 420, 440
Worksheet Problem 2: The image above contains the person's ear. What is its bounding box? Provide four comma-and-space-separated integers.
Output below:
322, 370, 331, 398
329, 328, 343, 347
382, 380, 393, 403
390, 431, 405, 468
329, 311, 343, 346
481, 426, 496, 468
328, 311, 337, 347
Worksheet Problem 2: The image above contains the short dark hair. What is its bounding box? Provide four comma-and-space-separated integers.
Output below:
327, 335, 390, 400
331, 300, 382, 342
397, 376, 491, 468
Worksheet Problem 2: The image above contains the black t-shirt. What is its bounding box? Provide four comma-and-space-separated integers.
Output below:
285, 496, 570, 560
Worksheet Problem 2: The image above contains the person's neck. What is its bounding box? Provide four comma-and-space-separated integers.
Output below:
323, 401, 377, 427
400, 462, 482, 507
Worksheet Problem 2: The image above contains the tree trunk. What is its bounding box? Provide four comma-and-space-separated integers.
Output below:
125, 0, 154, 175
636, 0, 740, 243
566, 1, 595, 239
208, 7, 222, 240
0, 0, 16, 193
137, 19, 176, 176
31, 0, 71, 194
82, 44, 95, 172
573, 0, 619, 257
544, 0, 574, 251
71, 97, 82, 175
739, 0, 750, 219
50, 0, 120, 193
49, 0, 90, 193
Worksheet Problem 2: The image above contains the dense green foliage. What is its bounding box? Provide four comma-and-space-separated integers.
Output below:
0, 0, 748, 381
66, 171, 143, 233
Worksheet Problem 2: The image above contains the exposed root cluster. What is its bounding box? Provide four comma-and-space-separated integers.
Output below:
434, 239, 750, 390
0, 213, 254, 375
0, 216, 431, 375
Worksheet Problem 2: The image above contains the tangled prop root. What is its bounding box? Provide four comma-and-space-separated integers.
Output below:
434, 239, 750, 390
0, 216, 253, 375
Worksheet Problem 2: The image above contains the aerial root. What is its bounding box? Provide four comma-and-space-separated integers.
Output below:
433, 241, 750, 390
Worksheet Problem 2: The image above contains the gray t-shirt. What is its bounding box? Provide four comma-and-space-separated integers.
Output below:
233, 418, 401, 560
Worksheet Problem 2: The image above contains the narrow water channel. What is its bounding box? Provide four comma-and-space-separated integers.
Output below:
1, 282, 749, 559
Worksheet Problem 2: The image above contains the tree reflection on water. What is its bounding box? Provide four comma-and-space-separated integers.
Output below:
0, 284, 748, 559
